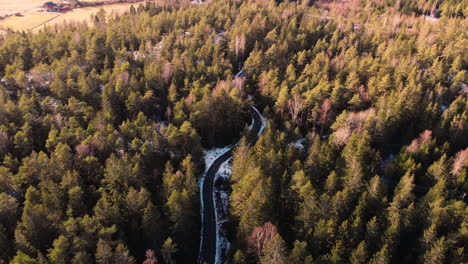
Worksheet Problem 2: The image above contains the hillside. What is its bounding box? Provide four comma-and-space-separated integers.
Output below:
0, 0, 467, 264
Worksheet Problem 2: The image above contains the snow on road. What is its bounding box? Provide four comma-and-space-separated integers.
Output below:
203, 147, 232, 173
199, 106, 267, 264
213, 107, 267, 263
214, 157, 232, 264
247, 116, 254, 131
198, 146, 232, 264
252, 106, 267, 137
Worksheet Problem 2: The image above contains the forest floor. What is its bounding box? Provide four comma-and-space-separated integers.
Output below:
0, 1, 142, 32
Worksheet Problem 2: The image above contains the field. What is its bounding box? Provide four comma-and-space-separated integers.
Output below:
0, 1, 143, 32
0, 0, 45, 16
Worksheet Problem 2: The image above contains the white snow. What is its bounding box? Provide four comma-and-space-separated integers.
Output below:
197, 174, 205, 264
291, 138, 307, 149
197, 146, 232, 264
217, 157, 232, 179
252, 106, 267, 137
203, 147, 231, 173
214, 157, 233, 264
247, 116, 254, 131
235, 69, 245, 78
199, 106, 268, 264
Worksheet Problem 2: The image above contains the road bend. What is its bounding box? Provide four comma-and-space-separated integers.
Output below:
198, 107, 262, 264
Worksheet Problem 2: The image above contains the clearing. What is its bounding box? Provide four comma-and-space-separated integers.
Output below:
0, 1, 143, 32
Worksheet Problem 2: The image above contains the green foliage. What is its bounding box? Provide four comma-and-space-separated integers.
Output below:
0, 0, 466, 263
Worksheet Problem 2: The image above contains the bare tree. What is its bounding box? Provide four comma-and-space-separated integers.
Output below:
53, 113, 67, 128
0, 130, 10, 157
143, 250, 158, 264
233, 77, 246, 94
247, 222, 278, 259
75, 143, 94, 158
407, 130, 432, 154
451, 148, 467, 176
235, 34, 246, 59
162, 61, 173, 84
320, 98, 331, 134
287, 94, 304, 124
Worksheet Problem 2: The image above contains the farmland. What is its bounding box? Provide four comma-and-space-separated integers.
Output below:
0, 1, 143, 32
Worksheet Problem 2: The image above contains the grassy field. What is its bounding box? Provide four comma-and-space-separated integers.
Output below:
0, 0, 45, 16
0, 1, 143, 32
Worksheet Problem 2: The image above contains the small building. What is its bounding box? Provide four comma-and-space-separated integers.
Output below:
58, 4, 71, 11
42, 2, 70, 12
43, 2, 58, 12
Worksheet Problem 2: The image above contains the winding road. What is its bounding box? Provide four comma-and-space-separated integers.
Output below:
198, 106, 263, 264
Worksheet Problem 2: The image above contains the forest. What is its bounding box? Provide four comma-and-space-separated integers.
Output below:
0, 0, 467, 263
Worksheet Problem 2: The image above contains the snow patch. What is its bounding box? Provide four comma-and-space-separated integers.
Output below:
199, 106, 268, 264
252, 106, 267, 137
203, 147, 231, 173
214, 157, 233, 264
217, 157, 232, 179
247, 116, 254, 132
291, 138, 307, 149
197, 146, 232, 264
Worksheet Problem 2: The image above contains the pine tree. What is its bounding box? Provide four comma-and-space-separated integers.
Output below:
233, 250, 246, 264
10, 251, 38, 264
289, 240, 312, 264
95, 239, 113, 264
48, 235, 70, 264
161, 237, 176, 264
422, 237, 447, 264
113, 243, 135, 264
350, 241, 368, 264
259, 234, 287, 264
369, 245, 390, 264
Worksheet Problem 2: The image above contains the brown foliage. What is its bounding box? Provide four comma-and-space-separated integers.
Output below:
143, 249, 158, 264
331, 108, 375, 146
288, 94, 304, 124
0, 130, 10, 157
451, 148, 468, 176
162, 62, 173, 84
75, 143, 94, 158
406, 130, 432, 153
235, 34, 246, 58
246, 222, 278, 258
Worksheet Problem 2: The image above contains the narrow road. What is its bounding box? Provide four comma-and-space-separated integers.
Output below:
199, 107, 263, 264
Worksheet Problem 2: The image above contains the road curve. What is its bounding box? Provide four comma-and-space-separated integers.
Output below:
198, 107, 263, 264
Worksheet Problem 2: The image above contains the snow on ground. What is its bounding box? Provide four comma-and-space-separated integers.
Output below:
214, 157, 233, 264
291, 138, 307, 149
199, 106, 268, 264
252, 106, 267, 136
197, 146, 232, 264
440, 104, 448, 112
217, 157, 233, 179
247, 116, 254, 132
203, 147, 232, 173
213, 107, 268, 263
